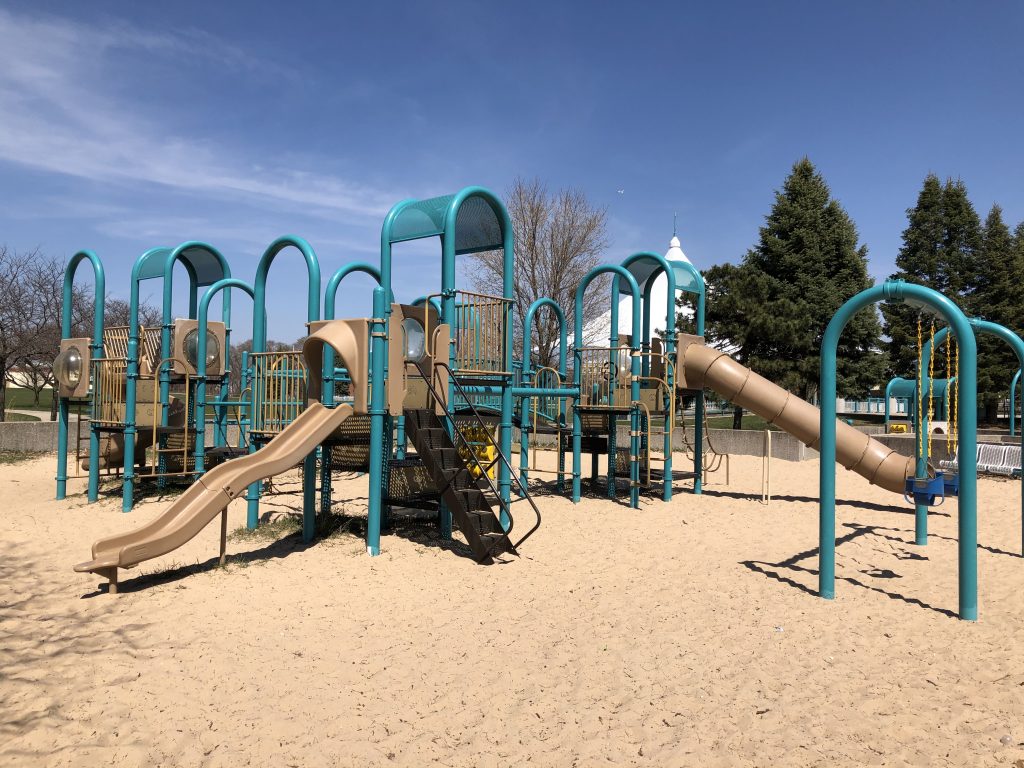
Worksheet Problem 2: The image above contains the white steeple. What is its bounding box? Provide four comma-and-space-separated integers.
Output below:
581, 218, 695, 341
665, 212, 691, 265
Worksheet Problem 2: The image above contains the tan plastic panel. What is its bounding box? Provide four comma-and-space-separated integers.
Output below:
387, 307, 407, 416
58, 337, 92, 399
79, 396, 187, 470
681, 343, 914, 494
75, 403, 353, 574
303, 320, 370, 413
171, 318, 227, 376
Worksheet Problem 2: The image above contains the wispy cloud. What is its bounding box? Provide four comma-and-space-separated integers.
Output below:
0, 8, 394, 222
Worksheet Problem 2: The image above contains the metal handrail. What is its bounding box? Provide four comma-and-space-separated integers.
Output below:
413, 360, 542, 556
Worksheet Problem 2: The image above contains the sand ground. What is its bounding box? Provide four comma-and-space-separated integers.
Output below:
2, 451, 1024, 767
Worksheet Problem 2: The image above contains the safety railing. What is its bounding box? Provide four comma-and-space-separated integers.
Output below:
524, 366, 571, 479
101, 326, 130, 358
141, 326, 162, 370
576, 345, 632, 409
91, 357, 128, 426
249, 351, 307, 436
143, 357, 193, 478
424, 290, 513, 375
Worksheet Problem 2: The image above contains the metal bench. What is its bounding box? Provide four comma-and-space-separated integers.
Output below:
939, 443, 1022, 477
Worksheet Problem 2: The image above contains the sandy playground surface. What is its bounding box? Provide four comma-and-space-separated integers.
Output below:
2, 450, 1024, 767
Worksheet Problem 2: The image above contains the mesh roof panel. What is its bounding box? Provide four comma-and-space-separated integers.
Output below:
134, 245, 227, 286
453, 195, 503, 254
387, 192, 504, 254
616, 257, 703, 296
388, 196, 454, 243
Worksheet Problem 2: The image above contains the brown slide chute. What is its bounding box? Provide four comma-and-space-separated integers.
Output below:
74, 402, 353, 589
75, 318, 374, 592
679, 340, 913, 494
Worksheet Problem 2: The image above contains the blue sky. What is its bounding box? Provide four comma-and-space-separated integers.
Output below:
1, 2, 1022, 341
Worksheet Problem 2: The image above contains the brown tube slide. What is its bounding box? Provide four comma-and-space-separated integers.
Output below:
682, 343, 913, 494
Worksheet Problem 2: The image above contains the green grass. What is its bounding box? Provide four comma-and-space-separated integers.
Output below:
2, 412, 41, 422
4, 387, 55, 412
0, 450, 46, 464
230, 511, 362, 543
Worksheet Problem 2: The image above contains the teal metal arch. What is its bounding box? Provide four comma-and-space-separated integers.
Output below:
820, 280, 978, 620
246, 235, 322, 531
374, 188, 516, 552
922, 318, 1024, 555
252, 235, 321, 351
121, 243, 231, 512
325, 263, 382, 320
411, 295, 443, 318
572, 265, 643, 508
56, 250, 105, 501
618, 250, 708, 500
323, 262, 382, 402
194, 279, 255, 474
884, 376, 955, 430
158, 243, 233, 426
519, 298, 569, 487
1012, 369, 1021, 437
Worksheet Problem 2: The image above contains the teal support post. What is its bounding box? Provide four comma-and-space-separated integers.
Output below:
692, 290, 706, 495
884, 379, 895, 432
607, 280, 620, 500
247, 236, 321, 530
238, 350, 250, 449
572, 265, 641, 506
366, 286, 388, 555
122, 247, 173, 511
820, 280, 977, 621
1012, 369, 1021, 438
56, 250, 105, 502
195, 280, 254, 473
922, 318, 1024, 555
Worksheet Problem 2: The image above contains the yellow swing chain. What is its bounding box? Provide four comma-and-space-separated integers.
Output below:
945, 331, 952, 457
927, 320, 936, 463
951, 338, 959, 457
916, 315, 925, 460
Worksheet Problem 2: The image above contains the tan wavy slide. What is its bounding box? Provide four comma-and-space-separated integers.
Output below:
680, 340, 914, 494
74, 402, 354, 591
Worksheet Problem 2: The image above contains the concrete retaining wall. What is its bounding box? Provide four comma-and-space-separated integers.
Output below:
0, 421, 58, 452
0, 421, 244, 454
1, 418, 992, 465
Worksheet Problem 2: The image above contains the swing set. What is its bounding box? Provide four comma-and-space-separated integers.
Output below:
903, 315, 961, 506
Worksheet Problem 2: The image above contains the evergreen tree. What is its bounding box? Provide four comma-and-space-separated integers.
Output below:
684, 158, 884, 409
880, 174, 945, 377
881, 175, 982, 379
970, 206, 1024, 419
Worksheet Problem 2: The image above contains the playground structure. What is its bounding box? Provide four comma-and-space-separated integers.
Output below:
55, 243, 243, 508
61, 188, 1021, 621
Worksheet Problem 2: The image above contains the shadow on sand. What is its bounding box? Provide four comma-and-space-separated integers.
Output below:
740, 522, 963, 618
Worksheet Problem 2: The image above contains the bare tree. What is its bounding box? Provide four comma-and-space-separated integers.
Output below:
2, 251, 166, 421
464, 177, 610, 373
0, 247, 66, 421
228, 339, 297, 395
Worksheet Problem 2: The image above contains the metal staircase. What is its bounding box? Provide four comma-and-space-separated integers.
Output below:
404, 362, 541, 563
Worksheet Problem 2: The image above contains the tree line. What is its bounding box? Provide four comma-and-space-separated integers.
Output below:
685, 159, 1024, 426
0, 245, 296, 422
8, 166, 1020, 427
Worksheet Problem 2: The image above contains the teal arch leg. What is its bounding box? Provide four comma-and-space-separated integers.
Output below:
301, 452, 317, 543
56, 398, 69, 500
